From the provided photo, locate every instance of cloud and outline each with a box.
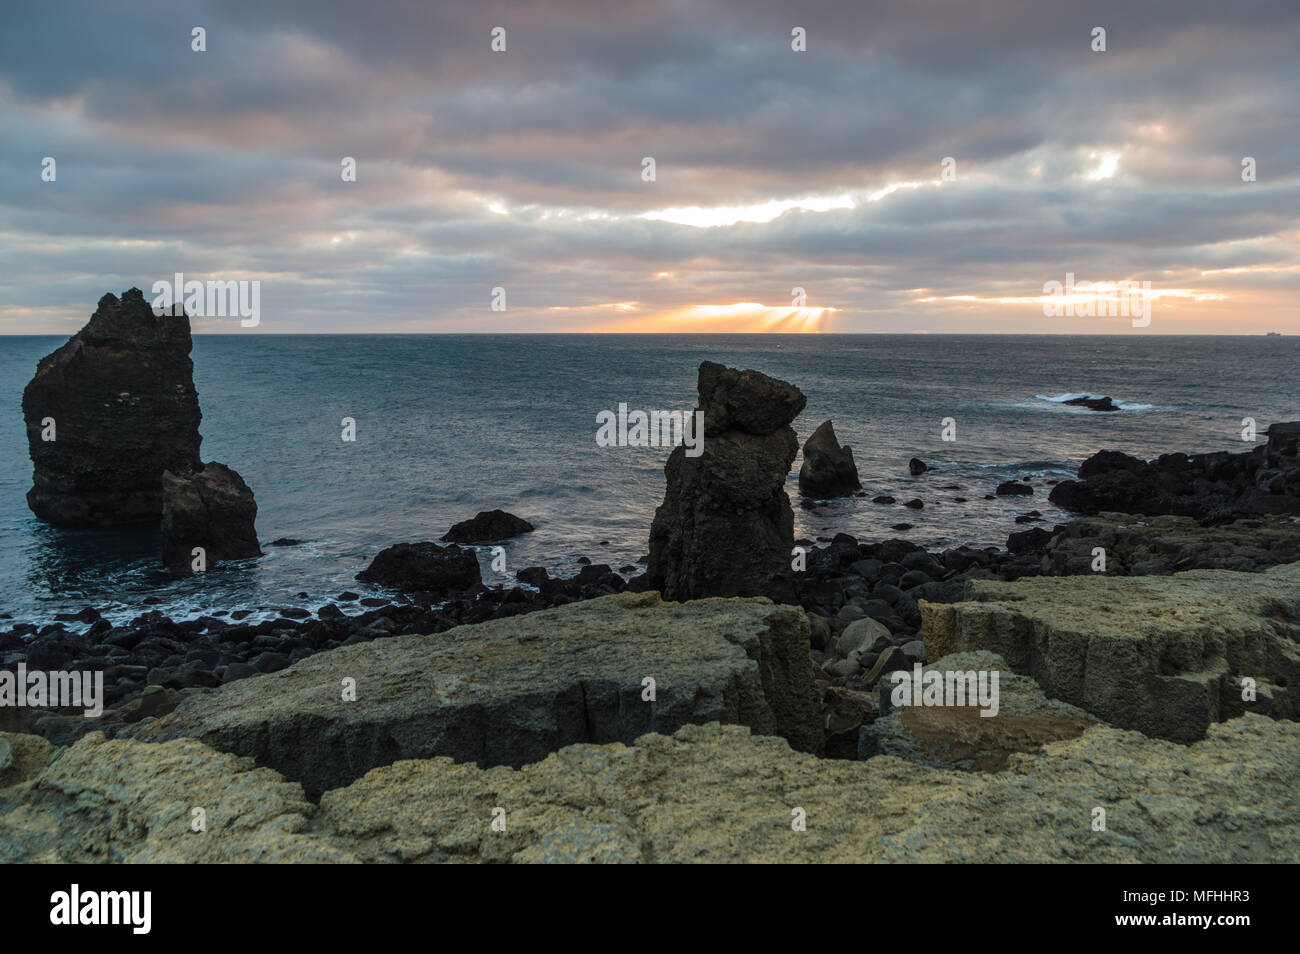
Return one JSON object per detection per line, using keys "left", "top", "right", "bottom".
{"left": 0, "top": 0, "right": 1297, "bottom": 333}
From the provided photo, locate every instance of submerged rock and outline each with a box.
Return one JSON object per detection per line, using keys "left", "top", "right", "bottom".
{"left": 441, "top": 509, "right": 534, "bottom": 543}
{"left": 21, "top": 289, "right": 203, "bottom": 527}
{"left": 798, "top": 420, "right": 861, "bottom": 498}
{"left": 161, "top": 463, "right": 261, "bottom": 573}
{"left": 1062, "top": 395, "right": 1119, "bottom": 412}
{"left": 645, "top": 362, "right": 806, "bottom": 603}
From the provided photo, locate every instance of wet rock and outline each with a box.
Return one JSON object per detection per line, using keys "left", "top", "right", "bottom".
{"left": 908, "top": 458, "right": 929, "bottom": 475}
{"left": 160, "top": 463, "right": 261, "bottom": 573}
{"left": 356, "top": 542, "right": 482, "bottom": 596}
{"left": 441, "top": 510, "right": 535, "bottom": 544}
{"left": 798, "top": 420, "right": 861, "bottom": 498}
{"left": 995, "top": 481, "right": 1033, "bottom": 496}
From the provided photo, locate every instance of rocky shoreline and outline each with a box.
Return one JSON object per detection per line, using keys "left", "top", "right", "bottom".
{"left": 5, "top": 315, "right": 1300, "bottom": 862}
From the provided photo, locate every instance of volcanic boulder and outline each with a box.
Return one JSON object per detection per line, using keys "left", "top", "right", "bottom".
{"left": 356, "top": 542, "right": 482, "bottom": 596}
{"left": 21, "top": 289, "right": 203, "bottom": 526}
{"left": 160, "top": 463, "right": 262, "bottom": 573}
{"left": 441, "top": 509, "right": 534, "bottom": 543}
{"left": 645, "top": 361, "right": 806, "bottom": 603}
{"left": 798, "top": 420, "right": 862, "bottom": 498}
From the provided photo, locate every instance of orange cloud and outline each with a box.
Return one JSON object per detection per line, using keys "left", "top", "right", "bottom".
{"left": 575, "top": 301, "right": 835, "bottom": 333}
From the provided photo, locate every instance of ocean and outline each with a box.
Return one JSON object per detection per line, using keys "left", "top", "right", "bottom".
{"left": 2, "top": 333, "right": 1297, "bottom": 625}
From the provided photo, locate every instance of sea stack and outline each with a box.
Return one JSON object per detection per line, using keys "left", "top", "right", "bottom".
{"left": 22, "top": 289, "right": 203, "bottom": 526}
{"left": 798, "top": 420, "right": 861, "bottom": 498}
{"left": 645, "top": 361, "right": 806, "bottom": 603}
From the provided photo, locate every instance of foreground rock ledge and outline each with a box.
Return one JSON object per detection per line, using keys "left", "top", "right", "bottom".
{"left": 3, "top": 716, "right": 1297, "bottom": 862}
{"left": 921, "top": 561, "right": 1300, "bottom": 743}
{"left": 123, "top": 592, "right": 823, "bottom": 797}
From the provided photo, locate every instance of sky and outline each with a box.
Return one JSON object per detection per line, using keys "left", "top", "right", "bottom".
{"left": 2, "top": 0, "right": 1298, "bottom": 334}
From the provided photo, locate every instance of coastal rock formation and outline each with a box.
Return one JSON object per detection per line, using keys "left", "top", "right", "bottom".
{"left": 798, "top": 420, "right": 861, "bottom": 498}
{"left": 920, "top": 561, "right": 1300, "bottom": 743}
{"left": 1062, "top": 395, "right": 1119, "bottom": 412}
{"left": 995, "top": 480, "right": 1033, "bottom": 496}
{"left": 123, "top": 592, "right": 824, "bottom": 797}
{"left": 441, "top": 509, "right": 534, "bottom": 543}
{"left": 0, "top": 731, "right": 349, "bottom": 863}
{"left": 7, "top": 715, "right": 1298, "bottom": 862}
{"left": 356, "top": 541, "right": 482, "bottom": 596}
{"left": 21, "top": 289, "right": 203, "bottom": 527}
{"left": 859, "top": 651, "right": 1100, "bottom": 770}
{"left": 160, "top": 463, "right": 261, "bottom": 573}
{"left": 908, "top": 457, "right": 929, "bottom": 475}
{"left": 644, "top": 362, "right": 806, "bottom": 603}
{"left": 1045, "top": 512, "right": 1300, "bottom": 576}
{"left": 1049, "top": 422, "right": 1300, "bottom": 521}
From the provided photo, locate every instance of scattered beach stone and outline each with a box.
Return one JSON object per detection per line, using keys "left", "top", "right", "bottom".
{"left": 872, "top": 495, "right": 895, "bottom": 504}
{"left": 1006, "top": 526, "right": 1055, "bottom": 554}
{"left": 908, "top": 458, "right": 929, "bottom": 475}
{"left": 798, "top": 420, "right": 862, "bottom": 498}
{"left": 890, "top": 523, "right": 913, "bottom": 531}
{"left": 903, "top": 498, "right": 924, "bottom": 509}
{"left": 440, "top": 509, "right": 534, "bottom": 544}
{"left": 336, "top": 591, "right": 359, "bottom": 602}
{"left": 995, "top": 481, "right": 1033, "bottom": 496}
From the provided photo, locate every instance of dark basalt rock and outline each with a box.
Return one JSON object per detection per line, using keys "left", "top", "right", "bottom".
{"left": 22, "top": 289, "right": 203, "bottom": 527}
{"left": 356, "top": 542, "right": 483, "bottom": 596}
{"left": 798, "top": 420, "right": 861, "bottom": 498}
{"left": 645, "top": 361, "right": 806, "bottom": 603}
{"left": 1062, "top": 395, "right": 1120, "bottom": 412}
{"left": 1049, "top": 423, "right": 1300, "bottom": 522}
{"left": 996, "top": 481, "right": 1034, "bottom": 496}
{"left": 160, "top": 463, "right": 261, "bottom": 573}
{"left": 441, "top": 509, "right": 534, "bottom": 543}
{"left": 695, "top": 360, "right": 807, "bottom": 436}
{"left": 908, "top": 458, "right": 929, "bottom": 475}
{"left": 1006, "top": 526, "right": 1055, "bottom": 554}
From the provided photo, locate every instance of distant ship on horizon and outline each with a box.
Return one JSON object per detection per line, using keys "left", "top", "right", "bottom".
{"left": 1266, "top": 331, "right": 1282, "bottom": 336}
